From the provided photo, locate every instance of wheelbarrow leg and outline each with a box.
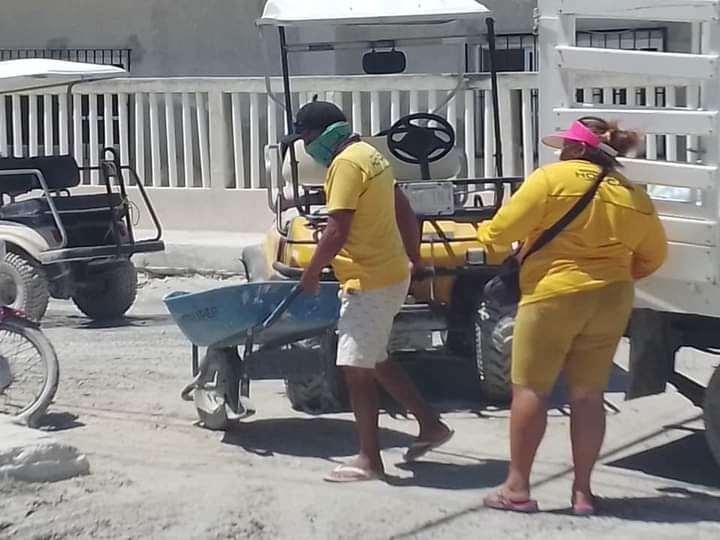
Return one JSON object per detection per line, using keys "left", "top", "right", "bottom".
{"left": 192, "top": 345, "right": 199, "bottom": 377}
{"left": 238, "top": 345, "right": 251, "bottom": 398}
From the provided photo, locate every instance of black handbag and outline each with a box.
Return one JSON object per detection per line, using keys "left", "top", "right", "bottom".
{"left": 483, "top": 168, "right": 609, "bottom": 307}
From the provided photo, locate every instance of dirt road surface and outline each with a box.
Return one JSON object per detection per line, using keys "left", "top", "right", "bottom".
{"left": 2, "top": 275, "right": 719, "bottom": 539}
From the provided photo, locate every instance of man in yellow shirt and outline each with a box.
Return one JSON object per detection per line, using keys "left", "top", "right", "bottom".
{"left": 290, "top": 100, "right": 452, "bottom": 482}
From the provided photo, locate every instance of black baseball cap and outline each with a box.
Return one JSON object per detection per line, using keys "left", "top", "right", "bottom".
{"left": 282, "top": 98, "right": 347, "bottom": 144}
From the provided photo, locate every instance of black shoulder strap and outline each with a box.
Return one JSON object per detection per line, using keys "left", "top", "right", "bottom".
{"left": 523, "top": 167, "right": 609, "bottom": 261}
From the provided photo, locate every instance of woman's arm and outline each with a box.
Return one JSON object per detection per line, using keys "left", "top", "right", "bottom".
{"left": 476, "top": 168, "right": 549, "bottom": 248}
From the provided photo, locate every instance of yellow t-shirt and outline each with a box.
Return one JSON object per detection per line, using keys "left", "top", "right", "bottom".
{"left": 477, "top": 160, "right": 668, "bottom": 306}
{"left": 325, "top": 141, "right": 410, "bottom": 292}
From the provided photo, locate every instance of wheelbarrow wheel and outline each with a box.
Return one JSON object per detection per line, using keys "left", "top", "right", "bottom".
{"left": 285, "top": 333, "right": 348, "bottom": 415}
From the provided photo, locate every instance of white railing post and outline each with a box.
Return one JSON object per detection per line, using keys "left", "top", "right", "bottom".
{"left": 538, "top": 2, "right": 576, "bottom": 166}
{"left": 43, "top": 95, "right": 53, "bottom": 155}
{"left": 208, "top": 89, "right": 232, "bottom": 190}
{"left": 11, "top": 95, "right": 22, "bottom": 157}
{"left": 0, "top": 96, "right": 7, "bottom": 156}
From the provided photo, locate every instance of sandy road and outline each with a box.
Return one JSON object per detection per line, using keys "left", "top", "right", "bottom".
{"left": 1, "top": 275, "right": 719, "bottom": 539}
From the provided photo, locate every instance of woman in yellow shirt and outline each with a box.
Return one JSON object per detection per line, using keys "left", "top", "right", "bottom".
{"left": 479, "top": 117, "right": 667, "bottom": 514}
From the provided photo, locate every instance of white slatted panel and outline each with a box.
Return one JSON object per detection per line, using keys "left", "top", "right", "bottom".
{"left": 88, "top": 94, "right": 99, "bottom": 184}
{"left": 370, "top": 91, "right": 381, "bottom": 135}
{"left": 165, "top": 93, "right": 178, "bottom": 187}
{"left": 483, "top": 91, "right": 495, "bottom": 178}
{"left": 521, "top": 89, "right": 534, "bottom": 177}
{"left": 0, "top": 97, "right": 7, "bottom": 156}
{"left": 181, "top": 93, "right": 195, "bottom": 188}
{"left": 104, "top": 93, "right": 114, "bottom": 160}
{"left": 12, "top": 95, "right": 22, "bottom": 158}
{"left": 28, "top": 95, "right": 38, "bottom": 157}
{"left": 43, "top": 95, "right": 53, "bottom": 156}
{"left": 72, "top": 94, "right": 83, "bottom": 168}
{"left": 249, "top": 93, "right": 261, "bottom": 188}
{"left": 118, "top": 93, "right": 130, "bottom": 182}
{"left": 464, "top": 90, "right": 476, "bottom": 179}
{"left": 134, "top": 93, "right": 146, "bottom": 185}
{"left": 149, "top": 93, "right": 161, "bottom": 187}
{"left": 195, "top": 92, "right": 210, "bottom": 188}
{"left": 231, "top": 93, "right": 245, "bottom": 189}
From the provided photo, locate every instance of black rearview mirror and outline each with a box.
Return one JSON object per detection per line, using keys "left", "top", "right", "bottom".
{"left": 362, "top": 50, "right": 407, "bottom": 75}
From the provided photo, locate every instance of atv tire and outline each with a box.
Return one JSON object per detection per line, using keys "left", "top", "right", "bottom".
{"left": 0, "top": 252, "right": 50, "bottom": 321}
{"left": 72, "top": 260, "right": 138, "bottom": 320}
{"left": 285, "top": 333, "right": 349, "bottom": 415}
{"left": 475, "top": 302, "right": 514, "bottom": 404}
{"left": 704, "top": 365, "right": 720, "bottom": 468}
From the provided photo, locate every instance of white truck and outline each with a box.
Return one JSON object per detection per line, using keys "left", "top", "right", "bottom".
{"left": 537, "top": 0, "right": 720, "bottom": 466}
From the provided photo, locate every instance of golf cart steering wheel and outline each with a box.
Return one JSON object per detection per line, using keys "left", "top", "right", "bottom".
{"left": 386, "top": 113, "right": 456, "bottom": 181}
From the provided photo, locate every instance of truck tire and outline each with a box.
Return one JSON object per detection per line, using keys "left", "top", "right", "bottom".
{"left": 475, "top": 303, "right": 514, "bottom": 404}
{"left": 0, "top": 252, "right": 50, "bottom": 321}
{"left": 703, "top": 366, "right": 720, "bottom": 467}
{"left": 72, "top": 260, "right": 138, "bottom": 320}
{"left": 285, "top": 333, "right": 349, "bottom": 414}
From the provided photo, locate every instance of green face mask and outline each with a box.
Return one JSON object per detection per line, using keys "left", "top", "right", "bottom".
{"left": 305, "top": 121, "right": 353, "bottom": 167}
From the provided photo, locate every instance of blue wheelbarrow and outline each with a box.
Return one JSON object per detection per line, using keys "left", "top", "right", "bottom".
{"left": 164, "top": 281, "right": 341, "bottom": 429}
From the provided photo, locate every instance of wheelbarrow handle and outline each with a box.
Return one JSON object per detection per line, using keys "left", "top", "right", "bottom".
{"left": 257, "top": 283, "right": 304, "bottom": 331}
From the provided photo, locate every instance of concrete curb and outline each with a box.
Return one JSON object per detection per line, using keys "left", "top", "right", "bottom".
{"left": 0, "top": 417, "right": 90, "bottom": 483}
{"left": 132, "top": 230, "right": 264, "bottom": 275}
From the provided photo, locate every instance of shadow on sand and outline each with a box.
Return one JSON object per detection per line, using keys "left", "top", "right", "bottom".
{"left": 221, "top": 417, "right": 414, "bottom": 459}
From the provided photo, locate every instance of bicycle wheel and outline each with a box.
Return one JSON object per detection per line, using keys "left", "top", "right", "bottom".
{"left": 0, "top": 317, "right": 59, "bottom": 426}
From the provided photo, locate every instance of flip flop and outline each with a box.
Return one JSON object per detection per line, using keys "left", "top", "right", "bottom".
{"left": 403, "top": 429, "right": 455, "bottom": 462}
{"left": 572, "top": 494, "right": 596, "bottom": 516}
{"left": 483, "top": 491, "right": 539, "bottom": 513}
{"left": 323, "top": 464, "right": 385, "bottom": 483}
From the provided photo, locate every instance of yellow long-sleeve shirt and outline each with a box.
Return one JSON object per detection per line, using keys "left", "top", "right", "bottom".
{"left": 477, "top": 160, "right": 668, "bottom": 306}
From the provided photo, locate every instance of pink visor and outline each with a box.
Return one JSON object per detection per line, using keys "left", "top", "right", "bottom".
{"left": 542, "top": 120, "right": 618, "bottom": 157}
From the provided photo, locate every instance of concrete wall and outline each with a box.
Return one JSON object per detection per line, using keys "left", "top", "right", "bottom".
{"left": 0, "top": 0, "right": 273, "bottom": 76}
{"left": 0, "top": 0, "right": 691, "bottom": 78}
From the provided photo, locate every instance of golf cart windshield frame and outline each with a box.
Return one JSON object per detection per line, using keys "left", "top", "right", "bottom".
{"left": 257, "top": 12, "right": 504, "bottom": 219}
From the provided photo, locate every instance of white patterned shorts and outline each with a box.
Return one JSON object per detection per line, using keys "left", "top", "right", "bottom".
{"left": 336, "top": 276, "right": 411, "bottom": 369}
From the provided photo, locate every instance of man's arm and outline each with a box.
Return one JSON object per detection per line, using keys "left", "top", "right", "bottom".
{"left": 394, "top": 186, "right": 421, "bottom": 265}
{"left": 304, "top": 210, "right": 354, "bottom": 277}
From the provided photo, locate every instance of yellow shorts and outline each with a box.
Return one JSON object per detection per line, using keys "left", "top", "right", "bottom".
{"left": 511, "top": 281, "right": 634, "bottom": 394}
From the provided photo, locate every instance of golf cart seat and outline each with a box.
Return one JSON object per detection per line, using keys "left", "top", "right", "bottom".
{"left": 280, "top": 136, "right": 466, "bottom": 199}
{"left": 362, "top": 135, "right": 466, "bottom": 182}
{"left": 0, "top": 155, "right": 124, "bottom": 220}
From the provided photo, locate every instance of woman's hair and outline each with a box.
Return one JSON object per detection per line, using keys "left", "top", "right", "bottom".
{"left": 574, "top": 116, "right": 642, "bottom": 169}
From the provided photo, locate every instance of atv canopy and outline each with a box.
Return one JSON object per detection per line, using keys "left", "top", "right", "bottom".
{"left": 0, "top": 59, "right": 125, "bottom": 94}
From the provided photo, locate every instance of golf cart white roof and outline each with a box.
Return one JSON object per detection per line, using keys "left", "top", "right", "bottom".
{"left": 0, "top": 59, "right": 125, "bottom": 93}
{"left": 258, "top": 0, "right": 491, "bottom": 27}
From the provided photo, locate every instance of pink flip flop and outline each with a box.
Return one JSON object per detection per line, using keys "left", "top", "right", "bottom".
{"left": 323, "top": 464, "right": 385, "bottom": 483}
{"left": 403, "top": 429, "right": 455, "bottom": 462}
{"left": 572, "top": 494, "right": 596, "bottom": 516}
{"left": 483, "top": 491, "right": 540, "bottom": 513}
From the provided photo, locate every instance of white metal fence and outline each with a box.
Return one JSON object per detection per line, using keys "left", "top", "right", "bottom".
{"left": 0, "top": 73, "right": 701, "bottom": 196}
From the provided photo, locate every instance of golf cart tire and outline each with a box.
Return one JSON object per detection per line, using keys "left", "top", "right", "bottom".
{"left": 704, "top": 365, "right": 720, "bottom": 467}
{"left": 285, "top": 333, "right": 348, "bottom": 415}
{"left": 475, "top": 303, "right": 513, "bottom": 404}
{"left": 0, "top": 252, "right": 50, "bottom": 322}
{"left": 72, "top": 259, "right": 138, "bottom": 320}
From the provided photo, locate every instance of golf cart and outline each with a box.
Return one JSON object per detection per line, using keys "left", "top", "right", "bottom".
{"left": 0, "top": 59, "right": 164, "bottom": 321}
{"left": 244, "top": 0, "right": 522, "bottom": 413}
